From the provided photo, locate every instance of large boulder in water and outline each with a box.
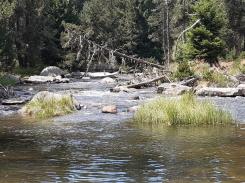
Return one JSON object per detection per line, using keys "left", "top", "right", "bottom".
{"left": 40, "top": 66, "right": 66, "bottom": 77}
{"left": 20, "top": 91, "right": 81, "bottom": 118}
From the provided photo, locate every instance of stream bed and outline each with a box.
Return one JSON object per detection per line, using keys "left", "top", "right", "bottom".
{"left": 0, "top": 79, "right": 244, "bottom": 182}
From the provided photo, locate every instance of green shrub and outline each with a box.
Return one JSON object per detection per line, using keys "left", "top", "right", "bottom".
{"left": 174, "top": 61, "right": 194, "bottom": 81}
{"left": 202, "top": 68, "right": 230, "bottom": 87}
{"left": 13, "top": 65, "right": 45, "bottom": 76}
{"left": 0, "top": 74, "right": 18, "bottom": 86}
{"left": 181, "top": 0, "right": 227, "bottom": 65}
{"left": 225, "top": 48, "right": 237, "bottom": 61}
{"left": 134, "top": 93, "right": 233, "bottom": 126}
{"left": 238, "top": 51, "right": 245, "bottom": 60}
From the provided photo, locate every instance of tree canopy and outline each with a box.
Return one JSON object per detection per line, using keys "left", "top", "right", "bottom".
{"left": 0, "top": 0, "right": 244, "bottom": 71}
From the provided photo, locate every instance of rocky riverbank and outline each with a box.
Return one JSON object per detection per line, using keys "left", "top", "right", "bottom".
{"left": 0, "top": 66, "right": 245, "bottom": 123}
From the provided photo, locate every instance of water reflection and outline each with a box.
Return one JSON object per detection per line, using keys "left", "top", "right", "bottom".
{"left": 0, "top": 118, "right": 244, "bottom": 182}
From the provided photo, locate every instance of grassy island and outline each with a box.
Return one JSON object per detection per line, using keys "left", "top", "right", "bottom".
{"left": 134, "top": 93, "right": 233, "bottom": 126}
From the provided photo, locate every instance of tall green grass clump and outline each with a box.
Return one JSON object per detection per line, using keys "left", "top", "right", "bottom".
{"left": 24, "top": 96, "right": 75, "bottom": 119}
{"left": 134, "top": 93, "right": 233, "bottom": 126}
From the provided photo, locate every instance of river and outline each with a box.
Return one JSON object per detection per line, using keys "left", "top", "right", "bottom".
{"left": 0, "top": 79, "right": 244, "bottom": 182}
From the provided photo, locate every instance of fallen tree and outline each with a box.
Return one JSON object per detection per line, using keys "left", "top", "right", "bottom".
{"left": 63, "top": 27, "right": 170, "bottom": 73}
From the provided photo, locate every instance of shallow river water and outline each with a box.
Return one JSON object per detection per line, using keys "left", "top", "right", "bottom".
{"left": 0, "top": 118, "right": 244, "bottom": 182}
{"left": 0, "top": 80, "right": 244, "bottom": 182}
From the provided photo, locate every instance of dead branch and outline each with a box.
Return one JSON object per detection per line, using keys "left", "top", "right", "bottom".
{"left": 173, "top": 19, "right": 201, "bottom": 59}
{"left": 125, "top": 75, "right": 169, "bottom": 89}
{"left": 84, "top": 44, "right": 98, "bottom": 77}
{"left": 64, "top": 29, "right": 170, "bottom": 71}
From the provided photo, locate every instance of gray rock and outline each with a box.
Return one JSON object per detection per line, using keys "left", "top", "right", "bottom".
{"left": 82, "top": 77, "right": 91, "bottom": 81}
{"left": 1, "top": 98, "right": 27, "bottom": 105}
{"left": 131, "top": 96, "right": 140, "bottom": 100}
{"left": 196, "top": 87, "right": 245, "bottom": 97}
{"left": 40, "top": 66, "right": 66, "bottom": 77}
{"left": 128, "top": 106, "right": 140, "bottom": 113}
{"left": 110, "top": 86, "right": 136, "bottom": 93}
{"left": 87, "top": 72, "right": 118, "bottom": 79}
{"left": 236, "top": 74, "right": 245, "bottom": 82}
{"left": 237, "top": 84, "right": 245, "bottom": 89}
{"left": 24, "top": 75, "right": 69, "bottom": 84}
{"left": 102, "top": 105, "right": 117, "bottom": 114}
{"left": 71, "top": 72, "right": 84, "bottom": 78}
{"left": 100, "top": 77, "right": 116, "bottom": 84}
{"left": 157, "top": 83, "right": 192, "bottom": 95}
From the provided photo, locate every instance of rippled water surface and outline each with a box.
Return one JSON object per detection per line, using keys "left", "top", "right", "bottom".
{"left": 0, "top": 117, "right": 244, "bottom": 183}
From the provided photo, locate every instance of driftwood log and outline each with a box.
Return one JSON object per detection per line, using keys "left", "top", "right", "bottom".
{"left": 125, "top": 75, "right": 169, "bottom": 89}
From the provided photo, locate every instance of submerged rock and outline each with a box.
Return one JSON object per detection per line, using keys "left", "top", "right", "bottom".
{"left": 196, "top": 87, "right": 245, "bottom": 97}
{"left": 102, "top": 105, "right": 117, "bottom": 114}
{"left": 40, "top": 66, "right": 66, "bottom": 77}
{"left": 157, "top": 83, "right": 192, "bottom": 95}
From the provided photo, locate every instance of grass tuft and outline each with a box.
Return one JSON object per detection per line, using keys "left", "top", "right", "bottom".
{"left": 134, "top": 93, "right": 233, "bottom": 126}
{"left": 24, "top": 95, "right": 75, "bottom": 119}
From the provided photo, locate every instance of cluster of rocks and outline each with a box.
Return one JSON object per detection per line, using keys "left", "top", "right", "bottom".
{"left": 196, "top": 84, "right": 245, "bottom": 97}
{"left": 22, "top": 66, "right": 120, "bottom": 84}
{"left": 23, "top": 66, "right": 70, "bottom": 84}
{"left": 157, "top": 75, "right": 245, "bottom": 97}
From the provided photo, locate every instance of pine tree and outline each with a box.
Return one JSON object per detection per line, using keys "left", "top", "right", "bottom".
{"left": 181, "top": 0, "right": 228, "bottom": 64}
{"left": 0, "top": 1, "right": 16, "bottom": 71}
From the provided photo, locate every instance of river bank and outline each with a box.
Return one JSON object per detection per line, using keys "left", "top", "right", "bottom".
{"left": 0, "top": 74, "right": 244, "bottom": 123}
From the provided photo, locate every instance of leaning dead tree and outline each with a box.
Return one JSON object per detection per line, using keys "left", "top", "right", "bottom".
{"left": 173, "top": 19, "right": 201, "bottom": 60}
{"left": 63, "top": 27, "right": 170, "bottom": 76}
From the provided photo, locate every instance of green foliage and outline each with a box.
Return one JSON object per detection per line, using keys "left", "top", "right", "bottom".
{"left": 25, "top": 96, "right": 75, "bottom": 119}
{"left": 0, "top": 0, "right": 243, "bottom": 72}
{"left": 13, "top": 65, "right": 44, "bottom": 76}
{"left": 202, "top": 68, "right": 230, "bottom": 87}
{"left": 225, "top": 48, "right": 237, "bottom": 61}
{"left": 174, "top": 61, "right": 194, "bottom": 81}
{"left": 0, "top": 74, "right": 18, "bottom": 86}
{"left": 134, "top": 93, "right": 233, "bottom": 126}
{"left": 182, "top": 0, "right": 228, "bottom": 64}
